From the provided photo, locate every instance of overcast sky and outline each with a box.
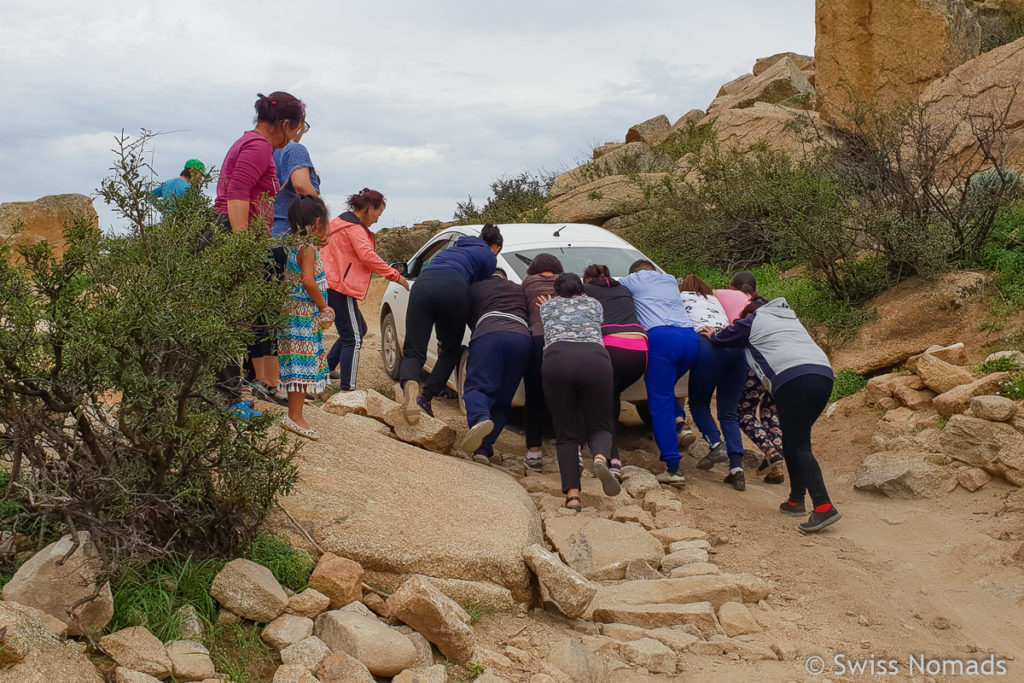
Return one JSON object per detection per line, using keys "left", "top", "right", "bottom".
{"left": 1, "top": 1, "right": 814, "bottom": 232}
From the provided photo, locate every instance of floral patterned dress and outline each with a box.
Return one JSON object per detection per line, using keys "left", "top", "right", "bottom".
{"left": 278, "top": 246, "right": 329, "bottom": 393}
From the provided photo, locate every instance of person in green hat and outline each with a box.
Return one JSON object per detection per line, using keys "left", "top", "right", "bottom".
{"left": 152, "top": 158, "right": 208, "bottom": 204}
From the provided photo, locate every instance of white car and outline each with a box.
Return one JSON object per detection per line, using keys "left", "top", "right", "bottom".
{"left": 378, "top": 222, "right": 687, "bottom": 417}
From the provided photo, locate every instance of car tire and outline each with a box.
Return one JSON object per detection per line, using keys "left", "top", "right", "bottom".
{"left": 381, "top": 310, "right": 402, "bottom": 380}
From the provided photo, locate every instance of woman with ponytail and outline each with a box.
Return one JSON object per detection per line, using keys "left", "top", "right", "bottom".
{"left": 212, "top": 91, "right": 306, "bottom": 418}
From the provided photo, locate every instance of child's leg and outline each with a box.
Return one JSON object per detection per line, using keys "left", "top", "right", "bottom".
{"left": 288, "top": 390, "right": 307, "bottom": 426}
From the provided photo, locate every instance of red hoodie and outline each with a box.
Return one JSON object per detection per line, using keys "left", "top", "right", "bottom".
{"left": 321, "top": 211, "right": 402, "bottom": 299}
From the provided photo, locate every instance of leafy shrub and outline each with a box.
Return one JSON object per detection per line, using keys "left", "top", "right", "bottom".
{"left": 831, "top": 370, "right": 868, "bottom": 401}
{"left": 454, "top": 172, "right": 552, "bottom": 224}
{"left": 375, "top": 225, "right": 439, "bottom": 265}
{"left": 982, "top": 2, "right": 1024, "bottom": 52}
{"left": 0, "top": 132, "right": 298, "bottom": 570}
{"left": 245, "top": 533, "right": 315, "bottom": 591}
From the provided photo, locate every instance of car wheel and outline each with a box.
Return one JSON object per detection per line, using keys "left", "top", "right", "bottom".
{"left": 381, "top": 311, "right": 402, "bottom": 380}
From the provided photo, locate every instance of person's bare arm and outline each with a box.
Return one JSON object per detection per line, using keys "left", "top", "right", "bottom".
{"left": 289, "top": 167, "right": 317, "bottom": 196}
{"left": 226, "top": 200, "right": 250, "bottom": 232}
{"left": 299, "top": 246, "right": 330, "bottom": 312}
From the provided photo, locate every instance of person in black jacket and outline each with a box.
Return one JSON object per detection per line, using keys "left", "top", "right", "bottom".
{"left": 400, "top": 224, "right": 503, "bottom": 424}
{"left": 583, "top": 264, "right": 648, "bottom": 481}
{"left": 461, "top": 269, "right": 533, "bottom": 463}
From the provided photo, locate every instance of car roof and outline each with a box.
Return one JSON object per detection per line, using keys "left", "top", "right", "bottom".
{"left": 445, "top": 223, "right": 638, "bottom": 250}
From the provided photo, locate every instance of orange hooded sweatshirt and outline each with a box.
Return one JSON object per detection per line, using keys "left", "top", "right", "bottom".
{"left": 321, "top": 211, "right": 402, "bottom": 300}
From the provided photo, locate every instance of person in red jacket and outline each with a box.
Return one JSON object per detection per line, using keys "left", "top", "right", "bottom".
{"left": 320, "top": 189, "right": 409, "bottom": 390}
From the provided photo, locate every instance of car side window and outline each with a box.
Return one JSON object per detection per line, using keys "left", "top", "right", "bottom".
{"left": 407, "top": 232, "right": 456, "bottom": 278}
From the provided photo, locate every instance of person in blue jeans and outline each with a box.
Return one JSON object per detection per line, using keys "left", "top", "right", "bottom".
{"left": 619, "top": 260, "right": 698, "bottom": 485}
{"left": 461, "top": 269, "right": 532, "bottom": 463}
{"left": 679, "top": 275, "right": 748, "bottom": 490}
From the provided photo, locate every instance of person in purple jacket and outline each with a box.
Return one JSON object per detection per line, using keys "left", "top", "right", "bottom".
{"left": 400, "top": 224, "right": 503, "bottom": 423}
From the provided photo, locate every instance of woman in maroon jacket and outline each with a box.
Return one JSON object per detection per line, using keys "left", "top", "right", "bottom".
{"left": 520, "top": 253, "right": 564, "bottom": 471}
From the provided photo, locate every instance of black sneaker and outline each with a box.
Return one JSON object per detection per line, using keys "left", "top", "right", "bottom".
{"left": 724, "top": 470, "right": 746, "bottom": 491}
{"left": 250, "top": 380, "right": 287, "bottom": 406}
{"left": 799, "top": 506, "right": 842, "bottom": 533}
{"left": 697, "top": 442, "right": 728, "bottom": 470}
{"left": 524, "top": 451, "right": 544, "bottom": 471}
{"left": 779, "top": 500, "right": 806, "bottom": 516}
{"left": 416, "top": 395, "right": 434, "bottom": 418}
{"left": 759, "top": 453, "right": 785, "bottom": 485}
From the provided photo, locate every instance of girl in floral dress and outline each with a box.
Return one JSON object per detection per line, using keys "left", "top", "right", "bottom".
{"left": 278, "top": 195, "right": 333, "bottom": 440}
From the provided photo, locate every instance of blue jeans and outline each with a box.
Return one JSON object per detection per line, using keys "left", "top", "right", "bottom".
{"left": 327, "top": 289, "right": 367, "bottom": 391}
{"left": 688, "top": 336, "right": 747, "bottom": 469}
{"left": 464, "top": 332, "right": 532, "bottom": 457}
{"left": 645, "top": 326, "right": 699, "bottom": 471}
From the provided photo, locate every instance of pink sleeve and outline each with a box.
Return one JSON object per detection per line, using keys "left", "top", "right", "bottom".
{"left": 351, "top": 228, "right": 400, "bottom": 281}
{"left": 225, "top": 138, "right": 272, "bottom": 202}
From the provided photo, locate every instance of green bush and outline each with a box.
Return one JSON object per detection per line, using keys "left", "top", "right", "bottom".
{"left": 0, "top": 132, "right": 298, "bottom": 569}
{"left": 831, "top": 370, "right": 868, "bottom": 401}
{"left": 454, "top": 172, "right": 551, "bottom": 224}
{"left": 997, "top": 372, "right": 1024, "bottom": 400}
{"left": 245, "top": 533, "right": 315, "bottom": 592}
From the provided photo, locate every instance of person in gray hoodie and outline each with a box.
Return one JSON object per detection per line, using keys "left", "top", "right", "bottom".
{"left": 701, "top": 297, "right": 841, "bottom": 533}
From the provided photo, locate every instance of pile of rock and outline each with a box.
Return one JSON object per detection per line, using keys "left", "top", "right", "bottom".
{"left": 324, "top": 388, "right": 455, "bottom": 453}
{"left": 853, "top": 343, "right": 1024, "bottom": 497}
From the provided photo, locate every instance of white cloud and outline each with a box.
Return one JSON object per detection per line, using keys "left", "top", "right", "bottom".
{"left": 0, "top": 0, "right": 815, "bottom": 231}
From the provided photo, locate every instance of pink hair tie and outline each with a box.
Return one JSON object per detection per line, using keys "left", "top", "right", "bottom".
{"left": 271, "top": 100, "right": 278, "bottom": 105}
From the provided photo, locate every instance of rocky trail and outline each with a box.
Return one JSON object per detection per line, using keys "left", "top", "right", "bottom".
{"left": 287, "top": 279, "right": 1024, "bottom": 681}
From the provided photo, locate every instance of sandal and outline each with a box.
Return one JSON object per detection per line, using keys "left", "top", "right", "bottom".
{"left": 593, "top": 455, "right": 622, "bottom": 497}
{"left": 280, "top": 416, "right": 319, "bottom": 441}
{"left": 564, "top": 495, "right": 581, "bottom": 512}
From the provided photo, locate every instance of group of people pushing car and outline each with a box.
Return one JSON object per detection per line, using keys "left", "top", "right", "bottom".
{"left": 164, "top": 91, "right": 840, "bottom": 535}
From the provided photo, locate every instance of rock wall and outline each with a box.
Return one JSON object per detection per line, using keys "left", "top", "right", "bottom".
{"left": 0, "top": 194, "right": 98, "bottom": 261}
{"left": 815, "top": 0, "right": 981, "bottom": 124}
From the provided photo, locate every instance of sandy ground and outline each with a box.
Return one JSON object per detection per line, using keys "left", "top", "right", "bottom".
{"left": 343, "top": 278, "right": 1024, "bottom": 681}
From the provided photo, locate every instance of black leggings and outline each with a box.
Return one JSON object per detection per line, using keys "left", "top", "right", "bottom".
{"left": 542, "top": 342, "right": 614, "bottom": 493}
{"left": 399, "top": 270, "right": 470, "bottom": 401}
{"left": 607, "top": 344, "right": 647, "bottom": 459}
{"left": 523, "top": 335, "right": 547, "bottom": 449}
{"left": 773, "top": 374, "right": 834, "bottom": 508}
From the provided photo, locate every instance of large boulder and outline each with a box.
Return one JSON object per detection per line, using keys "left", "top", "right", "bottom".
{"left": 0, "top": 601, "right": 103, "bottom": 682}
{"left": 0, "top": 194, "right": 98, "bottom": 263}
{"left": 916, "top": 353, "right": 976, "bottom": 394}
{"left": 2, "top": 531, "right": 113, "bottom": 635}
{"left": 543, "top": 516, "right": 664, "bottom": 581}
{"left": 815, "top": 0, "right": 981, "bottom": 125}
{"left": 545, "top": 638, "right": 609, "bottom": 683}
{"left": 940, "top": 415, "right": 1024, "bottom": 485}
{"left": 832, "top": 271, "right": 991, "bottom": 374}
{"left": 308, "top": 553, "right": 364, "bottom": 609}
{"left": 544, "top": 173, "right": 669, "bottom": 224}
{"left": 753, "top": 52, "right": 815, "bottom": 76}
{"left": 269, "top": 404, "right": 542, "bottom": 602}
{"left": 918, "top": 37, "right": 1024, "bottom": 172}
{"left": 590, "top": 575, "right": 743, "bottom": 612}
{"left": 700, "top": 103, "right": 825, "bottom": 159}
{"left": 625, "top": 115, "right": 672, "bottom": 146}
{"left": 707, "top": 57, "right": 815, "bottom": 113}
{"left": 969, "top": 395, "right": 1018, "bottom": 422}
{"left": 590, "top": 601, "right": 721, "bottom": 635}
{"left": 854, "top": 452, "right": 958, "bottom": 498}
{"left": 550, "top": 142, "right": 664, "bottom": 198}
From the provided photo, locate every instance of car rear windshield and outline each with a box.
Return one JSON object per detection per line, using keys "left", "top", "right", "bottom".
{"left": 506, "top": 246, "right": 648, "bottom": 279}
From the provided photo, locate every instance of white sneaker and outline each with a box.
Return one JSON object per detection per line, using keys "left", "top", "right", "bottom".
{"left": 402, "top": 381, "right": 421, "bottom": 425}
{"left": 656, "top": 470, "right": 686, "bottom": 486}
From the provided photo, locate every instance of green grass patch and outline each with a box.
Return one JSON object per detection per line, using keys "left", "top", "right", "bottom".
{"left": 108, "top": 556, "right": 224, "bottom": 641}
{"left": 997, "top": 371, "right": 1024, "bottom": 400}
{"left": 831, "top": 370, "right": 868, "bottom": 402}
{"left": 244, "top": 533, "right": 315, "bottom": 592}
{"left": 462, "top": 602, "right": 495, "bottom": 624}
{"left": 978, "top": 356, "right": 1019, "bottom": 374}
{"left": 207, "top": 622, "right": 276, "bottom": 682}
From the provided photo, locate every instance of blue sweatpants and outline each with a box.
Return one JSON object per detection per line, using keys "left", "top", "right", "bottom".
{"left": 645, "top": 326, "right": 699, "bottom": 471}
{"left": 688, "top": 336, "right": 747, "bottom": 469}
{"left": 463, "top": 331, "right": 532, "bottom": 457}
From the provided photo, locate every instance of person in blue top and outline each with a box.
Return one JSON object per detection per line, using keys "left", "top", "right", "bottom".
{"left": 619, "top": 259, "right": 699, "bottom": 486}
{"left": 399, "top": 224, "right": 503, "bottom": 424}
{"left": 151, "top": 158, "right": 207, "bottom": 207}
{"left": 272, "top": 119, "right": 319, "bottom": 239}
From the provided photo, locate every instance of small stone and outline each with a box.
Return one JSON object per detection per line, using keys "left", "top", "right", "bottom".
{"left": 286, "top": 588, "right": 332, "bottom": 619}
{"left": 216, "top": 609, "right": 241, "bottom": 625}
{"left": 624, "top": 559, "right": 662, "bottom": 580}
{"left": 661, "top": 547, "right": 710, "bottom": 571}
{"left": 392, "top": 625, "right": 435, "bottom": 668}
{"left": 113, "top": 669, "right": 163, "bottom": 683}
{"left": 646, "top": 626, "right": 699, "bottom": 653}
{"left": 969, "top": 395, "right": 1018, "bottom": 422}
{"left": 262, "top": 614, "right": 314, "bottom": 650}
{"left": 392, "top": 664, "right": 448, "bottom": 683}
{"left": 957, "top": 467, "right": 992, "bottom": 492}
{"left": 931, "top": 616, "right": 952, "bottom": 630}
{"left": 385, "top": 575, "right": 476, "bottom": 664}
{"left": 858, "top": 614, "right": 870, "bottom": 626}
{"left": 165, "top": 640, "right": 216, "bottom": 681}
{"left": 667, "top": 540, "right": 711, "bottom": 552}
{"left": 174, "top": 604, "right": 206, "bottom": 640}
{"left": 210, "top": 558, "right": 288, "bottom": 622}
{"left": 600, "top": 622, "right": 647, "bottom": 641}
{"left": 279, "top": 635, "right": 332, "bottom": 670}
{"left": 308, "top": 553, "right": 364, "bottom": 609}
{"left": 618, "top": 637, "right": 677, "bottom": 674}
{"left": 669, "top": 562, "right": 720, "bottom": 578}
{"left": 718, "top": 602, "right": 761, "bottom": 636}
{"left": 316, "top": 652, "right": 375, "bottom": 682}
{"left": 545, "top": 638, "right": 609, "bottom": 682}
{"left": 772, "top": 641, "right": 798, "bottom": 661}
{"left": 611, "top": 505, "right": 656, "bottom": 530}
{"left": 314, "top": 609, "right": 417, "bottom": 677}
{"left": 272, "top": 664, "right": 318, "bottom": 683}
{"left": 99, "top": 627, "right": 173, "bottom": 679}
